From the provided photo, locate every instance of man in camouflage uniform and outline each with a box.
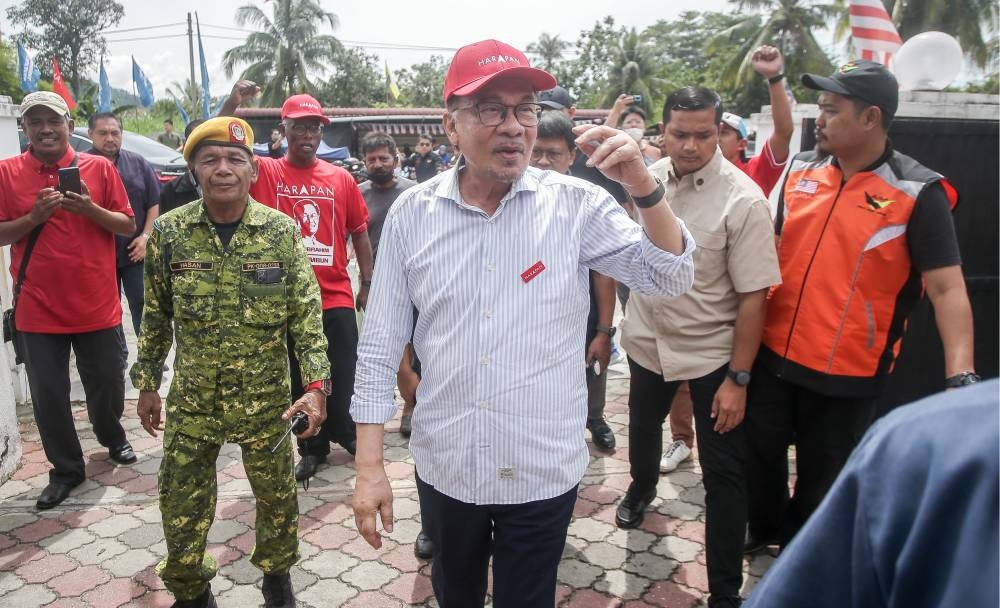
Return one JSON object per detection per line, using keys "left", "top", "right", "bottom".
{"left": 130, "top": 117, "right": 331, "bottom": 608}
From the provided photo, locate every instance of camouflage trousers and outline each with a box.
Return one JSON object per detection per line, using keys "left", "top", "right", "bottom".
{"left": 156, "top": 429, "right": 299, "bottom": 601}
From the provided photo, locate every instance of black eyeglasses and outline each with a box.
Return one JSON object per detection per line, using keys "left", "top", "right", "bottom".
{"left": 287, "top": 123, "right": 323, "bottom": 135}
{"left": 455, "top": 102, "right": 543, "bottom": 127}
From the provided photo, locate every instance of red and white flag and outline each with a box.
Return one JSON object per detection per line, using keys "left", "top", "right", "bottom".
{"left": 51, "top": 58, "right": 77, "bottom": 111}
{"left": 848, "top": 0, "right": 903, "bottom": 66}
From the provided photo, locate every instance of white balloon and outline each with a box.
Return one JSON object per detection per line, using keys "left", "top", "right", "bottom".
{"left": 893, "top": 31, "right": 964, "bottom": 91}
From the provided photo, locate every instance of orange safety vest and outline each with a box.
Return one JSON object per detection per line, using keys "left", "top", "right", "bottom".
{"left": 760, "top": 148, "right": 956, "bottom": 397}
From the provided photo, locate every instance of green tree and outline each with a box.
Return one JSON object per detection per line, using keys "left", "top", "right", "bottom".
{"left": 6, "top": 0, "right": 124, "bottom": 98}
{"left": 221, "top": 0, "right": 342, "bottom": 106}
{"left": 319, "top": 47, "right": 384, "bottom": 107}
{"left": 526, "top": 33, "right": 572, "bottom": 73}
{"left": 646, "top": 11, "right": 770, "bottom": 118}
{"left": 166, "top": 78, "right": 206, "bottom": 120}
{"left": 0, "top": 42, "right": 23, "bottom": 100}
{"left": 558, "top": 16, "right": 625, "bottom": 107}
{"left": 394, "top": 55, "right": 449, "bottom": 108}
{"left": 710, "top": 0, "right": 835, "bottom": 88}
{"left": 598, "top": 28, "right": 672, "bottom": 112}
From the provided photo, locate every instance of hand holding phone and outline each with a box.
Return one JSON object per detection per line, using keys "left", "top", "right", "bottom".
{"left": 58, "top": 167, "right": 81, "bottom": 195}
{"left": 589, "top": 358, "right": 602, "bottom": 376}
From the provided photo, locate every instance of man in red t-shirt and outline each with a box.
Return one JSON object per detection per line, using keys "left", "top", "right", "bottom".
{"left": 222, "top": 83, "right": 374, "bottom": 482}
{"left": 717, "top": 45, "right": 794, "bottom": 198}
{"left": 0, "top": 92, "right": 137, "bottom": 510}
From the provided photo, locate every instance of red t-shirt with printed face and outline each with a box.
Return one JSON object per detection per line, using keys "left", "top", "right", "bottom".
{"left": 0, "top": 148, "right": 133, "bottom": 333}
{"left": 736, "top": 138, "right": 787, "bottom": 197}
{"left": 251, "top": 157, "right": 369, "bottom": 310}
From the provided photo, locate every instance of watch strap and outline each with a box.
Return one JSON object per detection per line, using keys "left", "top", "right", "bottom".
{"left": 945, "top": 371, "right": 981, "bottom": 388}
{"left": 631, "top": 178, "right": 665, "bottom": 209}
{"left": 595, "top": 323, "right": 616, "bottom": 337}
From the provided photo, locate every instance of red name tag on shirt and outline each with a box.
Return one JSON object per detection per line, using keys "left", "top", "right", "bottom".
{"left": 521, "top": 261, "right": 545, "bottom": 283}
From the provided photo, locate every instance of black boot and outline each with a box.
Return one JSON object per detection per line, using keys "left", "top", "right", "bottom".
{"left": 171, "top": 586, "right": 217, "bottom": 608}
{"left": 262, "top": 572, "right": 296, "bottom": 607}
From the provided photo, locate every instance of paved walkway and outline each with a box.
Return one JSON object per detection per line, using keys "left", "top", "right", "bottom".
{"left": 0, "top": 371, "right": 777, "bottom": 608}
{"left": 0, "top": 301, "right": 778, "bottom": 606}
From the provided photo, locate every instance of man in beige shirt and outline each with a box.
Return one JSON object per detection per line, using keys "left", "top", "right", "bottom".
{"left": 616, "top": 86, "right": 780, "bottom": 608}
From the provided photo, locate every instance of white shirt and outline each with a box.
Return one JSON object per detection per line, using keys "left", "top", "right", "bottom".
{"left": 351, "top": 165, "right": 695, "bottom": 504}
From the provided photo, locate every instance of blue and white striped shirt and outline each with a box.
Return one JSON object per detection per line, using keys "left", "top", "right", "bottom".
{"left": 351, "top": 165, "right": 695, "bottom": 504}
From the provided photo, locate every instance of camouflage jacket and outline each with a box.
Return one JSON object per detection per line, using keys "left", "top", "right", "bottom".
{"left": 130, "top": 198, "right": 330, "bottom": 442}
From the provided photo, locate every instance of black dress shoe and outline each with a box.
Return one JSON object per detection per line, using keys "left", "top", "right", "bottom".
{"left": 261, "top": 572, "right": 295, "bottom": 607}
{"left": 109, "top": 444, "right": 138, "bottom": 465}
{"left": 294, "top": 454, "right": 326, "bottom": 482}
{"left": 743, "top": 533, "right": 778, "bottom": 554}
{"left": 615, "top": 486, "right": 656, "bottom": 529}
{"left": 171, "top": 586, "right": 217, "bottom": 608}
{"left": 414, "top": 530, "right": 435, "bottom": 560}
{"left": 338, "top": 439, "right": 357, "bottom": 456}
{"left": 587, "top": 418, "right": 616, "bottom": 451}
{"left": 36, "top": 481, "right": 81, "bottom": 510}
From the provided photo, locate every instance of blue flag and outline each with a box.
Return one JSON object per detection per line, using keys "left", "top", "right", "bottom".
{"left": 196, "top": 14, "right": 211, "bottom": 119}
{"left": 132, "top": 57, "right": 155, "bottom": 108}
{"left": 98, "top": 59, "right": 112, "bottom": 112}
{"left": 174, "top": 99, "right": 190, "bottom": 124}
{"left": 17, "top": 41, "right": 40, "bottom": 93}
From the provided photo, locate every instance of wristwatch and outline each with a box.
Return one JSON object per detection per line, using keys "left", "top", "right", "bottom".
{"left": 595, "top": 323, "right": 617, "bottom": 338}
{"left": 945, "top": 371, "right": 981, "bottom": 388}
{"left": 305, "top": 378, "right": 333, "bottom": 396}
{"left": 726, "top": 368, "right": 752, "bottom": 386}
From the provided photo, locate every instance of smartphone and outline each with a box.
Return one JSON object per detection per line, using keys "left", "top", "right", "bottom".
{"left": 589, "top": 359, "right": 602, "bottom": 376}
{"left": 632, "top": 94, "right": 642, "bottom": 104}
{"left": 58, "top": 167, "right": 81, "bottom": 195}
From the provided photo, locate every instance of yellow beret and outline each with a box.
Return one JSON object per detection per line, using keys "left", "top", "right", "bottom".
{"left": 183, "top": 116, "right": 255, "bottom": 162}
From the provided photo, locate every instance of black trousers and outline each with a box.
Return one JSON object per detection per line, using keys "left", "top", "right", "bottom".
{"left": 416, "top": 475, "right": 576, "bottom": 608}
{"left": 19, "top": 327, "right": 127, "bottom": 485}
{"left": 744, "top": 360, "right": 876, "bottom": 546}
{"left": 627, "top": 358, "right": 745, "bottom": 602}
{"left": 288, "top": 307, "right": 358, "bottom": 455}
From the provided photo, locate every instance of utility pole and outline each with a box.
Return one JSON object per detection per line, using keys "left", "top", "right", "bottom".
{"left": 187, "top": 13, "right": 196, "bottom": 99}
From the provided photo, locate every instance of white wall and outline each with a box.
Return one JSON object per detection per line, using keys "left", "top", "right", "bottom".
{"left": 0, "top": 95, "right": 23, "bottom": 485}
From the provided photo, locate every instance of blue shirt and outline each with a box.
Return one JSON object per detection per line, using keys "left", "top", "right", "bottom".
{"left": 87, "top": 147, "right": 160, "bottom": 267}
{"left": 351, "top": 165, "right": 695, "bottom": 504}
{"left": 744, "top": 380, "right": 999, "bottom": 608}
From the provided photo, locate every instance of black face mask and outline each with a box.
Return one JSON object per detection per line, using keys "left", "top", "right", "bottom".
{"left": 368, "top": 171, "right": 394, "bottom": 185}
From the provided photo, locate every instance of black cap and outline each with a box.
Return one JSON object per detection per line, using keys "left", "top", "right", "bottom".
{"left": 801, "top": 60, "right": 899, "bottom": 118}
{"left": 538, "top": 86, "right": 575, "bottom": 110}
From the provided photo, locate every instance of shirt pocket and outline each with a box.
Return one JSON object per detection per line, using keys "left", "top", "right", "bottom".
{"left": 240, "top": 274, "right": 287, "bottom": 327}
{"left": 172, "top": 271, "right": 218, "bottom": 322}
{"left": 689, "top": 226, "right": 728, "bottom": 287}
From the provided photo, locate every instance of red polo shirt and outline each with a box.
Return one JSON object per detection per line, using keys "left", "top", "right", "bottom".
{"left": 0, "top": 147, "right": 132, "bottom": 333}
{"left": 251, "top": 157, "right": 369, "bottom": 310}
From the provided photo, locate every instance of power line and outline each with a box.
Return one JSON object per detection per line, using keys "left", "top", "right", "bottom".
{"left": 105, "top": 22, "right": 186, "bottom": 34}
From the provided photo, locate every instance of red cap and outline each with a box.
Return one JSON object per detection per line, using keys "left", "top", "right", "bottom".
{"left": 443, "top": 39, "right": 557, "bottom": 104}
{"left": 281, "top": 94, "right": 330, "bottom": 124}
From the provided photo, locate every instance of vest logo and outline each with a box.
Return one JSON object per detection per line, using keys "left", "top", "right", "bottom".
{"left": 793, "top": 179, "right": 819, "bottom": 194}
{"left": 864, "top": 192, "right": 895, "bottom": 211}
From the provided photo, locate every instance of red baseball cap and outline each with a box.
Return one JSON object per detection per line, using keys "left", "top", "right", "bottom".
{"left": 281, "top": 94, "right": 330, "bottom": 124}
{"left": 443, "top": 39, "right": 557, "bottom": 104}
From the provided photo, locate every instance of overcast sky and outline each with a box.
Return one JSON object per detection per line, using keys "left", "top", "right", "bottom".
{"left": 0, "top": 0, "right": 737, "bottom": 99}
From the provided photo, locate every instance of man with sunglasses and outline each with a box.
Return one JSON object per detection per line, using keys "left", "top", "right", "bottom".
{"left": 222, "top": 87, "right": 373, "bottom": 482}
{"left": 350, "top": 39, "right": 695, "bottom": 608}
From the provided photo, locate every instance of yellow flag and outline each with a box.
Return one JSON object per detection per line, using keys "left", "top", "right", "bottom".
{"left": 385, "top": 61, "right": 400, "bottom": 100}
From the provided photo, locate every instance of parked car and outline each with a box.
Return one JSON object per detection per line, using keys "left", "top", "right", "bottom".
{"left": 18, "top": 128, "right": 187, "bottom": 184}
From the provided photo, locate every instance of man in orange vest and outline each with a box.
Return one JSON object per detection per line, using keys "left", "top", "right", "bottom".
{"left": 744, "top": 60, "right": 979, "bottom": 553}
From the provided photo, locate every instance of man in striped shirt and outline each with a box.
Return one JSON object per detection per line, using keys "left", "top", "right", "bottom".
{"left": 351, "top": 39, "right": 695, "bottom": 608}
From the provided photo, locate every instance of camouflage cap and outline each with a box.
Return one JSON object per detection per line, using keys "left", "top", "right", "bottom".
{"left": 184, "top": 116, "right": 255, "bottom": 162}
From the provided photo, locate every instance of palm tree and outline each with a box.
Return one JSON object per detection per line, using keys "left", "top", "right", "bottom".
{"left": 221, "top": 0, "right": 341, "bottom": 106}
{"left": 526, "top": 33, "right": 571, "bottom": 73}
{"left": 709, "top": 0, "right": 837, "bottom": 88}
{"left": 599, "top": 28, "right": 672, "bottom": 111}
{"left": 167, "top": 78, "right": 206, "bottom": 120}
